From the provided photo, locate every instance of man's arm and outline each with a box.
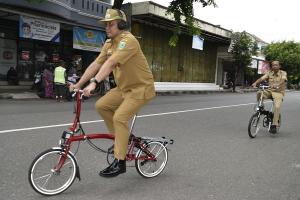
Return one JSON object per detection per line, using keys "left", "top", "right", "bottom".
{"left": 94, "top": 57, "right": 117, "bottom": 83}
{"left": 81, "top": 57, "right": 117, "bottom": 96}
{"left": 278, "top": 71, "right": 288, "bottom": 88}
{"left": 75, "top": 60, "right": 101, "bottom": 88}
{"left": 252, "top": 74, "right": 268, "bottom": 87}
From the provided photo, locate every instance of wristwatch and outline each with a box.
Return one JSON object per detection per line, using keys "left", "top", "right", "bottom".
{"left": 90, "top": 77, "right": 100, "bottom": 84}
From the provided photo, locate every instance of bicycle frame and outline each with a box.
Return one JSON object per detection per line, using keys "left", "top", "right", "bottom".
{"left": 255, "top": 85, "right": 275, "bottom": 130}
{"left": 54, "top": 91, "right": 162, "bottom": 172}
{"left": 29, "top": 90, "right": 174, "bottom": 196}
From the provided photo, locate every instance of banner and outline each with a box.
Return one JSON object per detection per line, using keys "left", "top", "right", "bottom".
{"left": 73, "top": 27, "right": 106, "bottom": 52}
{"left": 192, "top": 35, "right": 204, "bottom": 50}
{"left": 19, "top": 16, "right": 60, "bottom": 42}
{"left": 258, "top": 60, "right": 270, "bottom": 74}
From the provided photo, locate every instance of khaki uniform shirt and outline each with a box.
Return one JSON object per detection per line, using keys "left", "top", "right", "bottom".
{"left": 96, "top": 31, "right": 155, "bottom": 100}
{"left": 261, "top": 70, "right": 287, "bottom": 95}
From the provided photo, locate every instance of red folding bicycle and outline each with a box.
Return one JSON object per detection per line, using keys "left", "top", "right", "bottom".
{"left": 28, "top": 90, "right": 174, "bottom": 196}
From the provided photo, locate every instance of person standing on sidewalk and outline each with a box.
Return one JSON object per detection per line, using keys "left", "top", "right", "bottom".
{"left": 54, "top": 60, "right": 67, "bottom": 102}
{"left": 70, "top": 8, "right": 156, "bottom": 177}
{"left": 43, "top": 65, "right": 54, "bottom": 98}
{"left": 251, "top": 60, "right": 287, "bottom": 133}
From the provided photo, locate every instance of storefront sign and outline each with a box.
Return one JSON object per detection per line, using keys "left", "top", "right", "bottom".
{"left": 73, "top": 27, "right": 106, "bottom": 52}
{"left": 52, "top": 53, "right": 60, "bottom": 62}
{"left": 258, "top": 60, "right": 270, "bottom": 74}
{"left": 192, "top": 35, "right": 204, "bottom": 50}
{"left": 21, "top": 51, "right": 30, "bottom": 61}
{"left": 0, "top": 38, "right": 17, "bottom": 79}
{"left": 19, "top": 16, "right": 60, "bottom": 42}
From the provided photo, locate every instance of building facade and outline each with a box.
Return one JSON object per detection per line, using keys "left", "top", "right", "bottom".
{"left": 126, "top": 2, "right": 232, "bottom": 84}
{"left": 1, "top": 0, "right": 238, "bottom": 89}
{"left": 0, "top": 0, "right": 111, "bottom": 86}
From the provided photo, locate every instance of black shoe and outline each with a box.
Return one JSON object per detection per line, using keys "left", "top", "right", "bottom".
{"left": 269, "top": 125, "right": 277, "bottom": 134}
{"left": 99, "top": 159, "right": 126, "bottom": 178}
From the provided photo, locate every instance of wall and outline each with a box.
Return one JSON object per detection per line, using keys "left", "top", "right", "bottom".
{"left": 131, "top": 22, "right": 218, "bottom": 83}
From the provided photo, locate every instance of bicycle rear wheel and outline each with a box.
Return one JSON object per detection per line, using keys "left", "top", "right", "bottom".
{"left": 28, "top": 148, "right": 77, "bottom": 196}
{"left": 248, "top": 112, "right": 262, "bottom": 138}
{"left": 135, "top": 141, "right": 168, "bottom": 178}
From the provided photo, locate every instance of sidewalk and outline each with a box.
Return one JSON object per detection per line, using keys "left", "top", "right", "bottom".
{"left": 0, "top": 82, "right": 257, "bottom": 100}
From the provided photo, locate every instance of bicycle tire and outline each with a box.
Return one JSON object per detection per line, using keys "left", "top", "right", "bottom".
{"left": 248, "top": 112, "right": 261, "bottom": 138}
{"left": 28, "top": 148, "right": 77, "bottom": 196}
{"left": 135, "top": 141, "right": 168, "bottom": 178}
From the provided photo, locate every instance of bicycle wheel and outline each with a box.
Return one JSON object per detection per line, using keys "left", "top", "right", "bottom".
{"left": 28, "top": 148, "right": 77, "bottom": 196}
{"left": 248, "top": 112, "right": 262, "bottom": 138}
{"left": 135, "top": 141, "right": 168, "bottom": 178}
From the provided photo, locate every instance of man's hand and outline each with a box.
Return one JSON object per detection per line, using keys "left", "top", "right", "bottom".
{"left": 83, "top": 82, "right": 97, "bottom": 97}
{"left": 251, "top": 83, "right": 257, "bottom": 88}
{"left": 69, "top": 83, "right": 80, "bottom": 92}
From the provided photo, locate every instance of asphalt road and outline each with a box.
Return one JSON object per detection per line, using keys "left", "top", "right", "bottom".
{"left": 1, "top": 91, "right": 300, "bottom": 200}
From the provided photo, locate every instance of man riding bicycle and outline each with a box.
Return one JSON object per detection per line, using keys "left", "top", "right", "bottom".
{"left": 251, "top": 60, "right": 287, "bottom": 134}
{"left": 70, "top": 8, "right": 155, "bottom": 177}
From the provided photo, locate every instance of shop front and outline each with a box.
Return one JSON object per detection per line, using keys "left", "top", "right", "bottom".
{"left": 0, "top": 15, "right": 106, "bottom": 86}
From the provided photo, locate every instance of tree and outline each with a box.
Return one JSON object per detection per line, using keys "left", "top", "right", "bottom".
{"left": 264, "top": 41, "right": 300, "bottom": 88}
{"left": 113, "top": 0, "right": 216, "bottom": 46}
{"left": 229, "top": 31, "right": 258, "bottom": 91}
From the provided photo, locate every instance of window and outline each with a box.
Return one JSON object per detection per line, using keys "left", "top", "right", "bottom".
{"left": 72, "top": 0, "right": 75, "bottom": 4}
{"left": 82, "top": 0, "right": 84, "bottom": 8}
{"left": 97, "top": 4, "right": 99, "bottom": 12}
{"left": 101, "top": 5, "right": 104, "bottom": 13}
{"left": 87, "top": 0, "right": 89, "bottom": 9}
{"left": 92, "top": 2, "right": 94, "bottom": 11}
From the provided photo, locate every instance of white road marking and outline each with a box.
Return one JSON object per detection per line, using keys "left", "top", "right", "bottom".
{"left": 0, "top": 102, "right": 256, "bottom": 134}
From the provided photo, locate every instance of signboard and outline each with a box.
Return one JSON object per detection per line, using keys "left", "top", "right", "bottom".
{"left": 0, "top": 38, "right": 17, "bottom": 79}
{"left": 52, "top": 53, "right": 60, "bottom": 62}
{"left": 21, "top": 50, "right": 30, "bottom": 61}
{"left": 258, "top": 60, "right": 270, "bottom": 74}
{"left": 192, "top": 35, "right": 204, "bottom": 50}
{"left": 19, "top": 16, "right": 60, "bottom": 42}
{"left": 73, "top": 27, "right": 106, "bottom": 52}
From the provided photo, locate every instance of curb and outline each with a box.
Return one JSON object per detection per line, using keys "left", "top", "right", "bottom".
{"left": 0, "top": 89, "right": 260, "bottom": 100}
{"left": 0, "top": 92, "right": 40, "bottom": 100}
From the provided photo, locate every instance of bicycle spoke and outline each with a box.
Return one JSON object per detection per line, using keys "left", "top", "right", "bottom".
{"left": 33, "top": 173, "right": 51, "bottom": 182}
{"left": 42, "top": 174, "right": 52, "bottom": 188}
{"left": 154, "top": 145, "right": 164, "bottom": 159}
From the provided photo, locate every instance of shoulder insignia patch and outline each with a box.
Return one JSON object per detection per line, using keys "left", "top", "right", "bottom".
{"left": 118, "top": 41, "right": 126, "bottom": 49}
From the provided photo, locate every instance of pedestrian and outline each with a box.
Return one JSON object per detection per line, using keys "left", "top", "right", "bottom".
{"left": 54, "top": 60, "right": 67, "bottom": 102}
{"left": 251, "top": 60, "right": 287, "bottom": 134}
{"left": 43, "top": 65, "right": 54, "bottom": 98}
{"left": 6, "top": 67, "right": 19, "bottom": 85}
{"left": 70, "top": 8, "right": 156, "bottom": 177}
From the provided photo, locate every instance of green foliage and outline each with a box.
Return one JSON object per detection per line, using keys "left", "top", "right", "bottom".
{"left": 166, "top": 0, "right": 216, "bottom": 47}
{"left": 231, "top": 31, "right": 258, "bottom": 68}
{"left": 264, "top": 41, "right": 300, "bottom": 85}
{"left": 229, "top": 31, "right": 258, "bottom": 89}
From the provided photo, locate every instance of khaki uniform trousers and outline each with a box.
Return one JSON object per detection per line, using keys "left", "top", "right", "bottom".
{"left": 95, "top": 87, "right": 150, "bottom": 160}
{"left": 257, "top": 89, "right": 283, "bottom": 126}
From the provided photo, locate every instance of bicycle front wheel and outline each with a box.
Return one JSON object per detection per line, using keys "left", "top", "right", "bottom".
{"left": 135, "top": 141, "right": 168, "bottom": 178}
{"left": 28, "top": 148, "right": 77, "bottom": 196}
{"left": 248, "top": 112, "right": 262, "bottom": 138}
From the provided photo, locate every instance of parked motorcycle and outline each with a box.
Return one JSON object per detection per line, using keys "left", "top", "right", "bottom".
{"left": 31, "top": 71, "right": 45, "bottom": 97}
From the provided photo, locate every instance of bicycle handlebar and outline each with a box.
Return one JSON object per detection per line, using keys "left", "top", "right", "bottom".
{"left": 257, "top": 85, "right": 270, "bottom": 89}
{"left": 71, "top": 89, "right": 96, "bottom": 98}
